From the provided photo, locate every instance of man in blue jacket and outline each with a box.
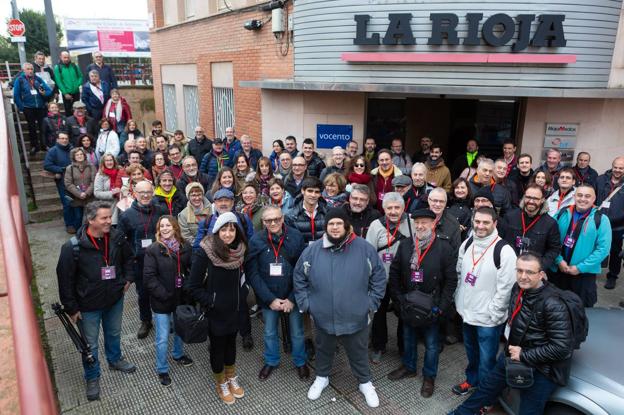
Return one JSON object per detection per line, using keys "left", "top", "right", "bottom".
{"left": 81, "top": 70, "right": 111, "bottom": 119}
{"left": 246, "top": 206, "right": 308, "bottom": 381}
{"left": 294, "top": 208, "right": 386, "bottom": 408}
{"left": 199, "top": 138, "right": 233, "bottom": 187}
{"left": 86, "top": 51, "right": 118, "bottom": 89}
{"left": 13, "top": 62, "right": 53, "bottom": 155}
{"left": 44, "top": 131, "right": 79, "bottom": 233}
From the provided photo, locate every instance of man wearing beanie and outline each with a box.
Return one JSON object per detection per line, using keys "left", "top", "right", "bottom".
{"left": 294, "top": 208, "right": 386, "bottom": 408}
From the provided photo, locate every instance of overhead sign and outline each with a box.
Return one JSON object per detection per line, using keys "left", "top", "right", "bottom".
{"left": 7, "top": 18, "right": 25, "bottom": 37}
{"left": 316, "top": 124, "right": 353, "bottom": 149}
{"left": 64, "top": 18, "right": 150, "bottom": 58}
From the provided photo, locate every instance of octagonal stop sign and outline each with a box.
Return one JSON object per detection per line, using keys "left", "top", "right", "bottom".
{"left": 8, "top": 19, "right": 26, "bottom": 37}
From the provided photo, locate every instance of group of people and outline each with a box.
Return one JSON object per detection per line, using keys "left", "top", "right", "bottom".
{"left": 54, "top": 128, "right": 622, "bottom": 414}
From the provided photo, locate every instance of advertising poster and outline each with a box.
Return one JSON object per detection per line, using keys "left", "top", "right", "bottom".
{"left": 65, "top": 18, "right": 150, "bottom": 57}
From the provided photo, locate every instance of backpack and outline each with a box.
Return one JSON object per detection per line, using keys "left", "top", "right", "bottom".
{"left": 70, "top": 236, "right": 80, "bottom": 262}
{"left": 462, "top": 236, "right": 508, "bottom": 269}
{"left": 543, "top": 285, "right": 588, "bottom": 350}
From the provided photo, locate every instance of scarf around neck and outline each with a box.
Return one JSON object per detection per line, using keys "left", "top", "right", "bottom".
{"left": 155, "top": 185, "right": 177, "bottom": 203}
{"left": 348, "top": 172, "right": 372, "bottom": 184}
{"left": 410, "top": 230, "right": 434, "bottom": 270}
{"left": 102, "top": 167, "right": 119, "bottom": 188}
{"left": 200, "top": 236, "right": 246, "bottom": 269}
{"left": 161, "top": 237, "right": 180, "bottom": 253}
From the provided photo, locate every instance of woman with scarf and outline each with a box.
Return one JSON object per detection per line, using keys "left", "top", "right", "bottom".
{"left": 267, "top": 178, "right": 293, "bottom": 213}
{"left": 144, "top": 215, "right": 193, "bottom": 387}
{"left": 78, "top": 134, "right": 98, "bottom": 166}
{"left": 207, "top": 167, "right": 239, "bottom": 203}
{"left": 446, "top": 178, "right": 473, "bottom": 241}
{"left": 64, "top": 148, "right": 97, "bottom": 229}
{"left": 42, "top": 101, "right": 66, "bottom": 149}
{"left": 151, "top": 152, "right": 169, "bottom": 183}
{"left": 95, "top": 118, "right": 120, "bottom": 162}
{"left": 245, "top": 157, "right": 275, "bottom": 197}
{"left": 346, "top": 155, "right": 374, "bottom": 194}
{"left": 94, "top": 153, "right": 123, "bottom": 224}
{"left": 119, "top": 119, "right": 143, "bottom": 150}
{"left": 236, "top": 182, "right": 269, "bottom": 232}
{"left": 103, "top": 88, "right": 132, "bottom": 135}
{"left": 322, "top": 172, "right": 348, "bottom": 208}
{"left": 233, "top": 154, "right": 252, "bottom": 189}
{"left": 154, "top": 170, "right": 187, "bottom": 217}
{"left": 178, "top": 182, "right": 213, "bottom": 244}
{"left": 269, "top": 139, "right": 285, "bottom": 172}
{"left": 187, "top": 212, "right": 248, "bottom": 405}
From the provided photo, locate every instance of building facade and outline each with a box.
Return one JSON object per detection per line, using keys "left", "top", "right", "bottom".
{"left": 149, "top": 0, "right": 624, "bottom": 171}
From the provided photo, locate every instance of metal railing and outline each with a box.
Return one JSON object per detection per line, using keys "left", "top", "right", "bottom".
{"left": 0, "top": 79, "right": 58, "bottom": 414}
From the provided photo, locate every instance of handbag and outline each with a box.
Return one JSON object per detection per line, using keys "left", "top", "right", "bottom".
{"left": 505, "top": 357, "right": 534, "bottom": 388}
{"left": 400, "top": 289, "right": 434, "bottom": 328}
{"left": 174, "top": 304, "right": 209, "bottom": 344}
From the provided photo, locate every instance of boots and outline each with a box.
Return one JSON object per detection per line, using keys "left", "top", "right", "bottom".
{"left": 214, "top": 371, "right": 235, "bottom": 405}
{"left": 225, "top": 365, "right": 245, "bottom": 398}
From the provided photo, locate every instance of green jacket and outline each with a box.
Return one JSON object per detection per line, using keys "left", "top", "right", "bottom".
{"left": 54, "top": 63, "right": 83, "bottom": 94}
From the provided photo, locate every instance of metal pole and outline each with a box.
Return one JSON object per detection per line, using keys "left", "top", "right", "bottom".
{"left": 10, "top": 0, "right": 27, "bottom": 67}
{"left": 43, "top": 0, "right": 60, "bottom": 65}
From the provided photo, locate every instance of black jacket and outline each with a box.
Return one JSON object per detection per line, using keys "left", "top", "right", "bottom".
{"left": 388, "top": 235, "right": 457, "bottom": 315}
{"left": 403, "top": 185, "right": 431, "bottom": 214}
{"left": 66, "top": 115, "right": 98, "bottom": 146}
{"left": 499, "top": 205, "right": 562, "bottom": 270}
{"left": 305, "top": 152, "right": 326, "bottom": 178}
{"left": 43, "top": 114, "right": 67, "bottom": 146}
{"left": 469, "top": 178, "right": 512, "bottom": 217}
{"left": 572, "top": 165, "right": 598, "bottom": 189}
{"left": 154, "top": 189, "right": 187, "bottom": 217}
{"left": 506, "top": 282, "right": 573, "bottom": 386}
{"left": 285, "top": 197, "right": 329, "bottom": 243}
{"left": 176, "top": 172, "right": 212, "bottom": 196}
{"left": 435, "top": 211, "right": 462, "bottom": 252}
{"left": 143, "top": 241, "right": 192, "bottom": 314}
{"left": 446, "top": 198, "right": 472, "bottom": 240}
{"left": 595, "top": 172, "right": 624, "bottom": 230}
{"left": 283, "top": 173, "right": 307, "bottom": 198}
{"left": 187, "top": 136, "right": 213, "bottom": 164}
{"left": 508, "top": 168, "right": 534, "bottom": 198}
{"left": 118, "top": 200, "right": 166, "bottom": 259}
{"left": 499, "top": 177, "right": 520, "bottom": 207}
{"left": 343, "top": 203, "right": 381, "bottom": 238}
{"left": 56, "top": 227, "right": 134, "bottom": 315}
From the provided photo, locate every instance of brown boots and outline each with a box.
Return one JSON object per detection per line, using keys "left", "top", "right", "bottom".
{"left": 214, "top": 365, "right": 245, "bottom": 405}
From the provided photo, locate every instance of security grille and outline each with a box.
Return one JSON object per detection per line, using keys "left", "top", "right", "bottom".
{"left": 163, "top": 84, "right": 177, "bottom": 131}
{"left": 212, "top": 87, "right": 234, "bottom": 139}
{"left": 183, "top": 85, "right": 199, "bottom": 138}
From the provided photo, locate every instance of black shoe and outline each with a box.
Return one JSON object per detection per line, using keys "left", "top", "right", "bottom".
{"left": 605, "top": 277, "right": 617, "bottom": 290}
{"left": 445, "top": 334, "right": 459, "bottom": 345}
{"left": 387, "top": 365, "right": 417, "bottom": 381}
{"left": 242, "top": 334, "right": 254, "bottom": 351}
{"left": 305, "top": 338, "right": 315, "bottom": 361}
{"left": 137, "top": 321, "right": 152, "bottom": 339}
{"left": 158, "top": 372, "right": 172, "bottom": 387}
{"left": 86, "top": 378, "right": 100, "bottom": 401}
{"left": 297, "top": 364, "right": 310, "bottom": 380}
{"left": 258, "top": 364, "right": 275, "bottom": 381}
{"left": 174, "top": 355, "right": 194, "bottom": 367}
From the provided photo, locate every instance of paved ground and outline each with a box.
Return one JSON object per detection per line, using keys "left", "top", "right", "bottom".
{"left": 28, "top": 219, "right": 624, "bottom": 415}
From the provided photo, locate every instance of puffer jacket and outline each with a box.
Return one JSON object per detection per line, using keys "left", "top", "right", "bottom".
{"left": 285, "top": 196, "right": 328, "bottom": 243}
{"left": 436, "top": 211, "right": 462, "bottom": 252}
{"left": 153, "top": 187, "right": 187, "bottom": 217}
{"left": 506, "top": 282, "right": 573, "bottom": 386}
{"left": 199, "top": 151, "right": 233, "bottom": 185}
{"left": 546, "top": 188, "right": 576, "bottom": 217}
{"left": 143, "top": 241, "right": 192, "bottom": 314}
{"left": 246, "top": 225, "right": 306, "bottom": 308}
{"left": 42, "top": 113, "right": 67, "bottom": 147}
{"left": 305, "top": 152, "right": 326, "bottom": 178}
{"left": 343, "top": 203, "right": 381, "bottom": 238}
{"left": 44, "top": 142, "right": 72, "bottom": 176}
{"left": 64, "top": 161, "right": 96, "bottom": 207}
{"left": 403, "top": 184, "right": 432, "bottom": 214}
{"left": 13, "top": 73, "right": 52, "bottom": 110}
{"left": 187, "top": 136, "right": 213, "bottom": 163}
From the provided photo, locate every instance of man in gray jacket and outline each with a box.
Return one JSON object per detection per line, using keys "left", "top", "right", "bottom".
{"left": 294, "top": 208, "right": 386, "bottom": 408}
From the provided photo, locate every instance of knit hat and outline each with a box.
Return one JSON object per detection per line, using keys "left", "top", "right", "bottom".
{"left": 324, "top": 207, "right": 351, "bottom": 231}
{"left": 212, "top": 212, "right": 238, "bottom": 234}
{"left": 213, "top": 188, "right": 234, "bottom": 200}
{"left": 473, "top": 186, "right": 495, "bottom": 206}
{"left": 392, "top": 175, "right": 412, "bottom": 187}
{"left": 185, "top": 182, "right": 205, "bottom": 198}
{"left": 411, "top": 208, "right": 436, "bottom": 220}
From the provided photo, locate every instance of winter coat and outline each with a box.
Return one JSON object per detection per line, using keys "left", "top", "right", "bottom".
{"left": 455, "top": 231, "right": 517, "bottom": 327}
{"left": 178, "top": 198, "right": 212, "bottom": 244}
{"left": 546, "top": 188, "right": 576, "bottom": 217}
{"left": 506, "top": 282, "right": 573, "bottom": 386}
{"left": 366, "top": 214, "right": 413, "bottom": 278}
{"left": 392, "top": 151, "right": 413, "bottom": 175}
{"left": 283, "top": 173, "right": 307, "bottom": 198}
{"left": 13, "top": 73, "right": 52, "bottom": 110}
{"left": 44, "top": 143, "right": 72, "bottom": 177}
{"left": 224, "top": 138, "right": 242, "bottom": 159}
{"left": 269, "top": 190, "right": 294, "bottom": 214}
{"left": 193, "top": 211, "right": 255, "bottom": 248}
{"left": 293, "top": 233, "right": 387, "bottom": 336}
{"left": 425, "top": 159, "right": 452, "bottom": 191}
{"left": 143, "top": 241, "right": 192, "bottom": 314}
{"left": 176, "top": 172, "right": 212, "bottom": 197}
{"left": 388, "top": 234, "right": 458, "bottom": 315}
{"left": 508, "top": 168, "right": 534, "bottom": 197}
{"left": 64, "top": 162, "right": 96, "bottom": 207}
{"left": 66, "top": 115, "right": 98, "bottom": 146}
{"left": 234, "top": 148, "right": 263, "bottom": 169}
{"left": 319, "top": 165, "right": 345, "bottom": 182}
{"left": 403, "top": 184, "right": 433, "bottom": 215}
{"left": 371, "top": 165, "right": 402, "bottom": 212}
{"left": 246, "top": 225, "right": 306, "bottom": 308}
{"left": 269, "top": 151, "right": 282, "bottom": 172}
{"left": 305, "top": 152, "right": 326, "bottom": 178}
{"left": 154, "top": 188, "right": 187, "bottom": 217}
{"left": 446, "top": 198, "right": 472, "bottom": 240}
{"left": 572, "top": 166, "right": 598, "bottom": 189}
{"left": 499, "top": 203, "right": 561, "bottom": 270}
{"left": 94, "top": 170, "right": 122, "bottom": 224}
{"left": 468, "top": 176, "right": 512, "bottom": 217}
{"left": 596, "top": 173, "right": 624, "bottom": 231}
{"left": 54, "top": 62, "right": 83, "bottom": 94}
{"left": 199, "top": 151, "right": 233, "bottom": 185}
{"left": 435, "top": 211, "right": 462, "bottom": 252}
{"left": 499, "top": 177, "right": 521, "bottom": 207}
{"left": 103, "top": 97, "right": 132, "bottom": 133}
{"left": 56, "top": 227, "right": 134, "bottom": 315}
{"left": 118, "top": 200, "right": 167, "bottom": 259}
{"left": 81, "top": 81, "right": 111, "bottom": 118}
{"left": 285, "top": 197, "right": 329, "bottom": 243}
{"left": 95, "top": 129, "right": 120, "bottom": 161}
{"left": 42, "top": 114, "right": 67, "bottom": 147}
{"left": 118, "top": 129, "right": 143, "bottom": 150}
{"left": 553, "top": 207, "right": 612, "bottom": 274}
{"left": 86, "top": 63, "right": 118, "bottom": 88}
{"left": 343, "top": 203, "right": 381, "bottom": 238}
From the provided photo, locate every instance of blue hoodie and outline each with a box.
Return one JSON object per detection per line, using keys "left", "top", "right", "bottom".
{"left": 13, "top": 73, "right": 52, "bottom": 110}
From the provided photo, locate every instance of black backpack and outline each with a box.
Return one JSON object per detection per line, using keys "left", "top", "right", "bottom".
{"left": 462, "top": 236, "right": 508, "bottom": 269}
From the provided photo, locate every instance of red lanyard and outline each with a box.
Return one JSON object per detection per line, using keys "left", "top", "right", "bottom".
{"left": 166, "top": 200, "right": 173, "bottom": 215}
{"left": 568, "top": 207, "right": 591, "bottom": 236}
{"left": 509, "top": 289, "right": 524, "bottom": 325}
{"left": 471, "top": 236, "right": 500, "bottom": 273}
{"left": 308, "top": 209, "right": 316, "bottom": 239}
{"left": 267, "top": 230, "right": 285, "bottom": 262}
{"left": 521, "top": 212, "right": 541, "bottom": 236}
{"left": 556, "top": 190, "right": 569, "bottom": 211}
{"left": 413, "top": 233, "right": 436, "bottom": 269}
{"left": 87, "top": 228, "right": 109, "bottom": 266}
{"left": 385, "top": 220, "right": 400, "bottom": 249}
{"left": 574, "top": 168, "right": 586, "bottom": 183}
{"left": 139, "top": 208, "right": 154, "bottom": 238}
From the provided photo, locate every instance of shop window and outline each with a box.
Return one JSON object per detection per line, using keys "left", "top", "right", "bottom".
{"left": 184, "top": 85, "right": 199, "bottom": 138}
{"left": 213, "top": 87, "right": 235, "bottom": 139}
{"left": 163, "top": 84, "right": 178, "bottom": 131}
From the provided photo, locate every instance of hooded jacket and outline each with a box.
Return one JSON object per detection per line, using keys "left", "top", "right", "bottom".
{"left": 425, "top": 158, "right": 452, "bottom": 192}
{"left": 546, "top": 187, "right": 576, "bottom": 217}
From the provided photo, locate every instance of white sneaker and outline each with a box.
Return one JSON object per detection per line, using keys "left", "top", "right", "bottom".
{"left": 307, "top": 376, "right": 329, "bottom": 400}
{"left": 359, "top": 381, "right": 379, "bottom": 408}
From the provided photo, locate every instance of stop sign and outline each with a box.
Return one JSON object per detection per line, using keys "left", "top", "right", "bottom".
{"left": 7, "top": 19, "right": 25, "bottom": 37}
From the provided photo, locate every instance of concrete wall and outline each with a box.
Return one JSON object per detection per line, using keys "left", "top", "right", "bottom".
{"left": 522, "top": 98, "right": 624, "bottom": 173}
{"left": 118, "top": 86, "right": 156, "bottom": 136}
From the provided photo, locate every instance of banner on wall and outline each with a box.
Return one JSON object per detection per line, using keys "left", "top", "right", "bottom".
{"left": 542, "top": 122, "right": 579, "bottom": 167}
{"left": 316, "top": 124, "right": 353, "bottom": 149}
{"left": 64, "top": 18, "right": 150, "bottom": 57}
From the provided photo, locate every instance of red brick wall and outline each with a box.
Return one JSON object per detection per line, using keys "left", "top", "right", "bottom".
{"left": 149, "top": 3, "right": 294, "bottom": 147}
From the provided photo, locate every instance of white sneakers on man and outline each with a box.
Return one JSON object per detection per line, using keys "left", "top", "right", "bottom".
{"left": 307, "top": 376, "right": 329, "bottom": 400}
{"left": 359, "top": 381, "right": 380, "bottom": 408}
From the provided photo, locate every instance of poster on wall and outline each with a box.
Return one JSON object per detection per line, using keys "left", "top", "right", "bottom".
{"left": 64, "top": 18, "right": 150, "bottom": 57}
{"left": 316, "top": 124, "right": 353, "bottom": 149}
{"left": 543, "top": 136, "right": 577, "bottom": 149}
{"left": 545, "top": 123, "right": 579, "bottom": 136}
{"left": 542, "top": 122, "right": 579, "bottom": 167}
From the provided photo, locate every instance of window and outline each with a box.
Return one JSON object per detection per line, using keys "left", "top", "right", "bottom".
{"left": 163, "top": 84, "right": 177, "bottom": 131}
{"left": 213, "top": 87, "right": 235, "bottom": 139}
{"left": 185, "top": 0, "right": 196, "bottom": 18}
{"left": 183, "top": 85, "right": 199, "bottom": 138}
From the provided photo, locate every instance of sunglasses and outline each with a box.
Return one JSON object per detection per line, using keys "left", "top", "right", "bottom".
{"left": 354, "top": 163, "right": 365, "bottom": 168}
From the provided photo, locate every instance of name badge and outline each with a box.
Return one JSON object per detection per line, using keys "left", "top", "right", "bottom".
{"left": 109, "top": 112, "right": 116, "bottom": 118}
{"left": 504, "top": 323, "right": 511, "bottom": 340}
{"left": 411, "top": 270, "right": 424, "bottom": 283}
{"left": 309, "top": 241, "right": 315, "bottom": 246}
{"left": 31, "top": 88, "right": 39, "bottom": 95}
{"left": 269, "top": 263, "right": 283, "bottom": 277}
{"left": 465, "top": 272, "right": 478, "bottom": 286}
{"left": 101, "top": 266, "right": 116, "bottom": 280}
{"left": 79, "top": 127, "right": 87, "bottom": 134}
{"left": 515, "top": 236, "right": 530, "bottom": 250}
{"left": 141, "top": 238, "right": 152, "bottom": 248}
{"left": 563, "top": 236, "right": 575, "bottom": 248}
{"left": 175, "top": 275, "right": 183, "bottom": 288}
{"left": 382, "top": 253, "right": 394, "bottom": 263}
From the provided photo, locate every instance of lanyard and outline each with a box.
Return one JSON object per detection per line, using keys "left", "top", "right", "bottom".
{"left": 267, "top": 230, "right": 285, "bottom": 262}
{"left": 385, "top": 220, "right": 400, "bottom": 250}
{"left": 139, "top": 207, "right": 154, "bottom": 238}
{"left": 574, "top": 167, "right": 586, "bottom": 183}
{"left": 568, "top": 207, "right": 591, "bottom": 236}
{"left": 556, "top": 190, "right": 570, "bottom": 211}
{"left": 471, "top": 236, "right": 500, "bottom": 273}
{"left": 521, "top": 212, "right": 541, "bottom": 236}
{"left": 166, "top": 200, "right": 173, "bottom": 215}
{"left": 87, "top": 228, "right": 109, "bottom": 266}
{"left": 308, "top": 209, "right": 315, "bottom": 240}
{"left": 413, "top": 234, "right": 436, "bottom": 269}
{"left": 508, "top": 289, "right": 524, "bottom": 325}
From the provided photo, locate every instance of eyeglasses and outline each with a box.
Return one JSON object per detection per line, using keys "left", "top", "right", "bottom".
{"left": 262, "top": 217, "right": 283, "bottom": 224}
{"left": 428, "top": 199, "right": 446, "bottom": 204}
{"left": 293, "top": 163, "right": 306, "bottom": 167}
{"left": 136, "top": 191, "right": 153, "bottom": 196}
{"left": 354, "top": 163, "right": 365, "bottom": 168}
{"left": 524, "top": 196, "right": 542, "bottom": 202}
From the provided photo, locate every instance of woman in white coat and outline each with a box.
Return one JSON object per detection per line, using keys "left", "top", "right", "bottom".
{"left": 95, "top": 118, "right": 120, "bottom": 163}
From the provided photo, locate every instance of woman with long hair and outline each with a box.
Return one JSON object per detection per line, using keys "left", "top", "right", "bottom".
{"left": 119, "top": 119, "right": 143, "bottom": 150}
{"left": 530, "top": 170, "right": 554, "bottom": 198}
{"left": 446, "top": 177, "right": 473, "bottom": 240}
{"left": 208, "top": 167, "right": 239, "bottom": 202}
{"left": 94, "top": 153, "right": 123, "bottom": 224}
{"left": 187, "top": 213, "right": 248, "bottom": 405}
{"left": 234, "top": 154, "right": 252, "bottom": 189}
{"left": 246, "top": 156, "right": 275, "bottom": 196}
{"left": 269, "top": 139, "right": 284, "bottom": 172}
{"left": 78, "top": 134, "right": 98, "bottom": 166}
{"left": 267, "top": 177, "right": 293, "bottom": 213}
{"left": 236, "top": 182, "right": 268, "bottom": 231}
{"left": 143, "top": 216, "right": 193, "bottom": 387}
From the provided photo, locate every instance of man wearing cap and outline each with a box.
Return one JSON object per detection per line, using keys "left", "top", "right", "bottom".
{"left": 366, "top": 192, "right": 413, "bottom": 363}
{"left": 342, "top": 184, "right": 381, "bottom": 237}
{"left": 199, "top": 137, "right": 233, "bottom": 188}
{"left": 403, "top": 163, "right": 434, "bottom": 214}
{"left": 294, "top": 208, "right": 386, "bottom": 408}
{"left": 66, "top": 100, "right": 98, "bottom": 146}
{"left": 391, "top": 174, "right": 413, "bottom": 199}
{"left": 387, "top": 209, "right": 457, "bottom": 398}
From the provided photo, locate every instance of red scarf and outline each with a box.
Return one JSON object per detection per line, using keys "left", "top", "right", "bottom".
{"left": 348, "top": 172, "right": 372, "bottom": 185}
{"left": 103, "top": 167, "right": 119, "bottom": 189}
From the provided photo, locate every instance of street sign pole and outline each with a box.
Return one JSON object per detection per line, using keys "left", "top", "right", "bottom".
{"left": 10, "top": 0, "right": 26, "bottom": 66}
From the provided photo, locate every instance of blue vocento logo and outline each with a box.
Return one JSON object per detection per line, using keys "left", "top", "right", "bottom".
{"left": 316, "top": 124, "right": 353, "bottom": 149}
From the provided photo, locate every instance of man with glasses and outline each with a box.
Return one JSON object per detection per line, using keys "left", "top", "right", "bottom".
{"left": 342, "top": 184, "right": 381, "bottom": 237}
{"left": 167, "top": 144, "right": 184, "bottom": 180}
{"left": 187, "top": 126, "right": 213, "bottom": 163}
{"left": 176, "top": 156, "right": 211, "bottom": 194}
{"left": 301, "top": 138, "right": 325, "bottom": 178}
{"left": 546, "top": 167, "right": 576, "bottom": 217}
{"left": 468, "top": 158, "right": 512, "bottom": 217}
{"left": 284, "top": 156, "right": 308, "bottom": 197}
{"left": 428, "top": 188, "right": 461, "bottom": 252}
{"left": 499, "top": 184, "right": 561, "bottom": 270}
{"left": 246, "top": 206, "right": 309, "bottom": 381}
{"left": 320, "top": 146, "right": 347, "bottom": 182}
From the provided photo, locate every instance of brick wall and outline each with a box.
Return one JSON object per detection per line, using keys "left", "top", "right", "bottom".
{"left": 149, "top": 2, "right": 294, "bottom": 147}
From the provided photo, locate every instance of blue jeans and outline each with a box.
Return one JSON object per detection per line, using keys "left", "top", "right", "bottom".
{"left": 55, "top": 180, "right": 82, "bottom": 229}
{"left": 78, "top": 297, "right": 124, "bottom": 380}
{"left": 402, "top": 322, "right": 439, "bottom": 378}
{"left": 452, "top": 354, "right": 558, "bottom": 415}
{"left": 262, "top": 305, "right": 306, "bottom": 367}
{"left": 154, "top": 312, "right": 184, "bottom": 374}
{"left": 463, "top": 323, "right": 503, "bottom": 386}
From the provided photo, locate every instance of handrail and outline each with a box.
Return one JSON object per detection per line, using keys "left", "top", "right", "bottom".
{"left": 0, "top": 88, "right": 57, "bottom": 413}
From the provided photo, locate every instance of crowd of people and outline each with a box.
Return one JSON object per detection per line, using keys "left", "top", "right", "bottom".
{"left": 52, "top": 118, "right": 623, "bottom": 412}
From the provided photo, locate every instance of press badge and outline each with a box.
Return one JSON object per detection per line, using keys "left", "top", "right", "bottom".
{"left": 382, "top": 253, "right": 394, "bottom": 263}
{"left": 465, "top": 272, "right": 478, "bottom": 286}
{"left": 175, "top": 275, "right": 183, "bottom": 288}
{"left": 563, "top": 236, "right": 575, "bottom": 248}
{"left": 411, "top": 270, "right": 423, "bottom": 283}
{"left": 30, "top": 89, "right": 38, "bottom": 95}
{"left": 109, "top": 112, "right": 116, "bottom": 118}
{"left": 101, "top": 266, "right": 116, "bottom": 280}
{"left": 141, "top": 238, "right": 152, "bottom": 248}
{"left": 269, "top": 263, "right": 283, "bottom": 277}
